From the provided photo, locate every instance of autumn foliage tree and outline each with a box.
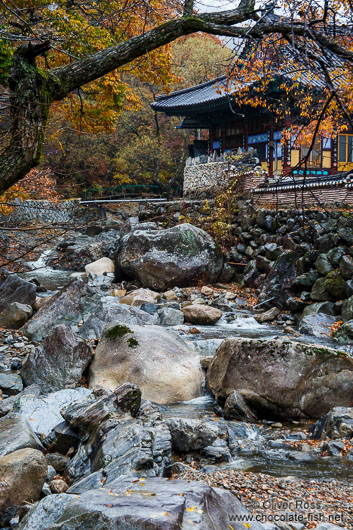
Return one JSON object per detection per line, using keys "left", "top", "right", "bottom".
{"left": 2, "top": 0, "right": 353, "bottom": 195}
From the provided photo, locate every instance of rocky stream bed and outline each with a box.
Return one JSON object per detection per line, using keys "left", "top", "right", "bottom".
{"left": 0, "top": 212, "right": 352, "bottom": 530}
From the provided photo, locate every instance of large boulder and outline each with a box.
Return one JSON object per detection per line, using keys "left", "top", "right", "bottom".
{"left": 18, "top": 477, "right": 265, "bottom": 530}
{"left": 22, "top": 276, "right": 156, "bottom": 342}
{"left": 0, "top": 271, "right": 36, "bottom": 312}
{"left": 0, "top": 448, "right": 47, "bottom": 513}
{"left": 116, "top": 223, "right": 223, "bottom": 291}
{"left": 21, "top": 325, "right": 93, "bottom": 392}
{"left": 22, "top": 278, "right": 101, "bottom": 342}
{"left": 45, "top": 230, "right": 120, "bottom": 271}
{"left": 89, "top": 323, "right": 202, "bottom": 404}
{"left": 0, "top": 302, "right": 32, "bottom": 329}
{"left": 206, "top": 338, "right": 353, "bottom": 420}
{"left": 182, "top": 304, "right": 222, "bottom": 325}
{"left": 63, "top": 392, "right": 172, "bottom": 485}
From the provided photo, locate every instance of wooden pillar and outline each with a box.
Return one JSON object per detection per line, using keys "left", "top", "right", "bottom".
{"left": 331, "top": 135, "right": 338, "bottom": 174}
{"left": 209, "top": 128, "right": 213, "bottom": 155}
{"left": 221, "top": 126, "right": 226, "bottom": 153}
{"left": 282, "top": 120, "right": 291, "bottom": 175}
{"left": 268, "top": 125, "right": 274, "bottom": 178}
{"left": 244, "top": 119, "right": 249, "bottom": 151}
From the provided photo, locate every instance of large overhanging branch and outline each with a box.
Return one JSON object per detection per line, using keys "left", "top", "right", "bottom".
{"left": 185, "top": 20, "right": 353, "bottom": 62}
{"left": 48, "top": 0, "right": 257, "bottom": 100}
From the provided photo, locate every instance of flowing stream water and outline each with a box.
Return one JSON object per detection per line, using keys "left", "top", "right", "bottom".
{"left": 20, "top": 256, "right": 353, "bottom": 483}
{"left": 166, "top": 313, "right": 353, "bottom": 482}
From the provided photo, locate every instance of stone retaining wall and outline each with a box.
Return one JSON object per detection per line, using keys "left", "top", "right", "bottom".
{"left": 253, "top": 181, "right": 353, "bottom": 208}
{"left": 183, "top": 162, "right": 230, "bottom": 198}
{"left": 0, "top": 200, "right": 99, "bottom": 227}
{"left": 183, "top": 158, "right": 353, "bottom": 207}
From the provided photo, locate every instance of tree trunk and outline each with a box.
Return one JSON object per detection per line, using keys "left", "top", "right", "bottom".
{"left": 0, "top": 1, "right": 257, "bottom": 194}
{"left": 0, "top": 42, "right": 52, "bottom": 195}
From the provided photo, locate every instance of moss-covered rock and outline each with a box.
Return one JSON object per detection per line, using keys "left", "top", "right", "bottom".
{"left": 116, "top": 223, "right": 223, "bottom": 291}
{"left": 324, "top": 270, "right": 347, "bottom": 300}
{"left": 207, "top": 338, "right": 353, "bottom": 420}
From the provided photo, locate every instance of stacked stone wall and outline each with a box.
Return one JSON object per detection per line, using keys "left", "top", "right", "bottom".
{"left": 0, "top": 200, "right": 99, "bottom": 227}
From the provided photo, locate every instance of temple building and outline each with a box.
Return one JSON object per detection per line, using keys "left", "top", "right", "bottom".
{"left": 152, "top": 73, "right": 353, "bottom": 180}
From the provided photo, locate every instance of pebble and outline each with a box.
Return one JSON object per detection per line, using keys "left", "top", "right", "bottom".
{"left": 174, "top": 468, "right": 353, "bottom": 529}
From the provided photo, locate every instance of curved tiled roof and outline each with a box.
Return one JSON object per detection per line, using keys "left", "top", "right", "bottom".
{"left": 151, "top": 41, "right": 347, "bottom": 115}
{"left": 151, "top": 75, "right": 240, "bottom": 113}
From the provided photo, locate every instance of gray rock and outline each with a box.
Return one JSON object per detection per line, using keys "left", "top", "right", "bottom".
{"left": 0, "top": 271, "right": 36, "bottom": 312}
{"left": 310, "top": 277, "right": 332, "bottom": 301}
{"left": 21, "top": 325, "right": 93, "bottom": 392}
{"left": 18, "top": 493, "right": 74, "bottom": 530}
{"left": 324, "top": 271, "right": 348, "bottom": 300}
{"left": 334, "top": 319, "right": 353, "bottom": 343}
{"left": 340, "top": 254, "right": 353, "bottom": 280}
{"left": 47, "top": 465, "right": 57, "bottom": 482}
{"left": 317, "top": 234, "right": 340, "bottom": 253}
{"left": 256, "top": 255, "right": 272, "bottom": 273}
{"left": 182, "top": 304, "right": 222, "bottom": 325}
{"left": 47, "top": 452, "right": 69, "bottom": 472}
{"left": 341, "top": 295, "right": 353, "bottom": 321}
{"left": 327, "top": 247, "right": 346, "bottom": 266}
{"left": 0, "top": 448, "right": 47, "bottom": 512}
{"left": 0, "top": 302, "right": 32, "bottom": 329}
{"left": 158, "top": 306, "right": 184, "bottom": 326}
{"left": 321, "top": 440, "right": 345, "bottom": 456}
{"left": 264, "top": 243, "right": 279, "bottom": 260}
{"left": 0, "top": 373, "right": 23, "bottom": 396}
{"left": 315, "top": 254, "right": 333, "bottom": 276}
{"left": 254, "top": 307, "right": 280, "bottom": 323}
{"left": 166, "top": 418, "right": 219, "bottom": 453}
{"left": 0, "top": 384, "right": 41, "bottom": 418}
{"left": 45, "top": 230, "right": 120, "bottom": 271}
{"left": 243, "top": 260, "right": 263, "bottom": 288}
{"left": 287, "top": 297, "right": 307, "bottom": 313}
{"left": 19, "top": 476, "right": 265, "bottom": 530}
{"left": 207, "top": 338, "right": 353, "bottom": 420}
{"left": 43, "top": 421, "right": 80, "bottom": 454}
{"left": 292, "top": 271, "right": 319, "bottom": 290}
{"left": 13, "top": 387, "right": 91, "bottom": 438}
{"left": 62, "top": 384, "right": 141, "bottom": 436}
{"left": 65, "top": 400, "right": 172, "bottom": 485}
{"left": 311, "top": 407, "right": 353, "bottom": 439}
{"left": 79, "top": 297, "right": 156, "bottom": 340}
{"left": 223, "top": 390, "right": 257, "bottom": 422}
{"left": 218, "top": 262, "right": 236, "bottom": 283}
{"left": 116, "top": 223, "right": 223, "bottom": 291}
{"left": 0, "top": 413, "right": 43, "bottom": 457}
{"left": 66, "top": 471, "right": 104, "bottom": 494}
{"left": 22, "top": 278, "right": 101, "bottom": 342}
{"left": 338, "top": 226, "right": 353, "bottom": 245}
{"left": 301, "top": 302, "right": 336, "bottom": 317}
{"left": 298, "top": 313, "right": 338, "bottom": 338}
{"left": 259, "top": 251, "right": 298, "bottom": 308}
{"left": 89, "top": 323, "right": 202, "bottom": 404}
